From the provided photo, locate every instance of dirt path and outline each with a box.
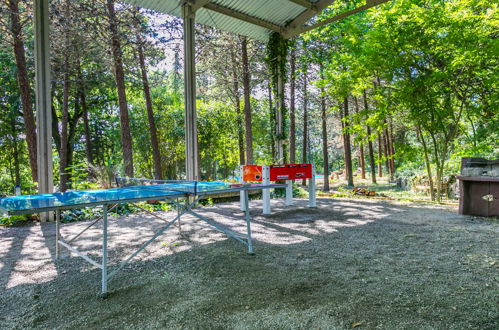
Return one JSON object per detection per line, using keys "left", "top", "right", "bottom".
{"left": 0, "top": 198, "right": 497, "bottom": 329}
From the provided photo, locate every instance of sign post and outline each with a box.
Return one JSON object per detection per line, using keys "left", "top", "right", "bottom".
{"left": 309, "top": 164, "right": 316, "bottom": 207}
{"left": 262, "top": 166, "right": 271, "bottom": 214}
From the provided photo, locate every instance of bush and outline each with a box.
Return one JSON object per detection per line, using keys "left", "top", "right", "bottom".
{"left": 0, "top": 215, "right": 29, "bottom": 226}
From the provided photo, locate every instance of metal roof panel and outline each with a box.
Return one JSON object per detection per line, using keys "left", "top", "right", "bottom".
{"left": 122, "top": 0, "right": 324, "bottom": 41}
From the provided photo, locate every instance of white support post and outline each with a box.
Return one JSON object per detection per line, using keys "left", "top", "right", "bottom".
{"left": 240, "top": 165, "right": 246, "bottom": 211}
{"left": 101, "top": 205, "right": 108, "bottom": 296}
{"left": 243, "top": 189, "right": 254, "bottom": 254}
{"left": 285, "top": 180, "right": 293, "bottom": 206}
{"left": 34, "top": 0, "right": 53, "bottom": 221}
{"left": 55, "top": 210, "right": 60, "bottom": 259}
{"left": 262, "top": 165, "right": 271, "bottom": 214}
{"left": 309, "top": 164, "right": 317, "bottom": 208}
{"left": 183, "top": 4, "right": 199, "bottom": 181}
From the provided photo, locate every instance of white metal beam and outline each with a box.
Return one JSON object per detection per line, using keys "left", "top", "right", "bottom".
{"left": 285, "top": 0, "right": 391, "bottom": 38}
{"left": 282, "top": 0, "right": 335, "bottom": 38}
{"left": 183, "top": 0, "right": 211, "bottom": 16}
{"left": 34, "top": 0, "right": 53, "bottom": 221}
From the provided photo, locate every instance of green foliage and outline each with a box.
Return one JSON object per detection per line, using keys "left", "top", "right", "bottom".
{"left": 266, "top": 32, "right": 290, "bottom": 147}
{"left": 0, "top": 215, "right": 29, "bottom": 226}
{"left": 266, "top": 32, "right": 289, "bottom": 87}
{"left": 305, "top": 0, "right": 498, "bottom": 200}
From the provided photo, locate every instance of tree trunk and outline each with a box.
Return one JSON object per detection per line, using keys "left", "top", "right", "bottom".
{"left": 340, "top": 115, "right": 347, "bottom": 180}
{"left": 67, "top": 98, "right": 84, "bottom": 187}
{"left": 366, "top": 127, "right": 376, "bottom": 183}
{"left": 359, "top": 143, "right": 366, "bottom": 179}
{"left": 353, "top": 96, "right": 365, "bottom": 180}
{"left": 9, "top": 113, "right": 21, "bottom": 186}
{"left": 319, "top": 65, "right": 329, "bottom": 191}
{"left": 383, "top": 130, "right": 391, "bottom": 178}
{"left": 9, "top": 0, "right": 37, "bottom": 182}
{"left": 384, "top": 119, "right": 394, "bottom": 179}
{"left": 107, "top": 0, "right": 134, "bottom": 177}
{"left": 231, "top": 48, "right": 245, "bottom": 165}
{"left": 241, "top": 36, "right": 253, "bottom": 164}
{"left": 59, "top": 53, "right": 70, "bottom": 192}
{"left": 268, "top": 82, "right": 275, "bottom": 162}
{"left": 343, "top": 97, "right": 354, "bottom": 187}
{"left": 77, "top": 63, "right": 93, "bottom": 165}
{"left": 137, "top": 35, "right": 162, "bottom": 179}
{"left": 289, "top": 48, "right": 296, "bottom": 164}
{"left": 59, "top": 0, "right": 71, "bottom": 192}
{"left": 377, "top": 134, "right": 383, "bottom": 177}
{"left": 389, "top": 120, "right": 396, "bottom": 175}
{"left": 363, "top": 90, "right": 376, "bottom": 183}
{"left": 417, "top": 127, "right": 435, "bottom": 201}
{"left": 429, "top": 133, "right": 443, "bottom": 202}
{"left": 302, "top": 72, "right": 308, "bottom": 186}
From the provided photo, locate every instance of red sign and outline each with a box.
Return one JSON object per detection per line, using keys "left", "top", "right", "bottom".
{"left": 242, "top": 164, "right": 313, "bottom": 182}
{"left": 242, "top": 165, "right": 263, "bottom": 182}
{"left": 269, "top": 164, "right": 312, "bottom": 181}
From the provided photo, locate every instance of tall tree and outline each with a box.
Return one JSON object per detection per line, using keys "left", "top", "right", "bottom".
{"left": 353, "top": 96, "right": 365, "bottom": 180}
{"left": 136, "top": 32, "right": 162, "bottom": 179}
{"left": 289, "top": 47, "right": 296, "bottom": 164}
{"left": 319, "top": 64, "right": 329, "bottom": 191}
{"left": 268, "top": 81, "right": 275, "bottom": 161}
{"left": 106, "top": 0, "right": 134, "bottom": 177}
{"left": 230, "top": 46, "right": 245, "bottom": 165}
{"left": 343, "top": 97, "right": 354, "bottom": 187}
{"left": 77, "top": 61, "right": 93, "bottom": 165}
{"left": 377, "top": 134, "right": 383, "bottom": 177}
{"left": 363, "top": 90, "right": 376, "bottom": 183}
{"left": 58, "top": 0, "right": 72, "bottom": 192}
{"left": 8, "top": 0, "right": 37, "bottom": 182}
{"left": 241, "top": 36, "right": 253, "bottom": 164}
{"left": 301, "top": 70, "right": 308, "bottom": 186}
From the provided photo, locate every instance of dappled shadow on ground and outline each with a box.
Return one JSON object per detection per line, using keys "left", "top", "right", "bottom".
{"left": 0, "top": 198, "right": 497, "bottom": 329}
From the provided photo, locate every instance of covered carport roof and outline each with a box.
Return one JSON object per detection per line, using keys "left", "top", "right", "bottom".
{"left": 122, "top": 0, "right": 390, "bottom": 41}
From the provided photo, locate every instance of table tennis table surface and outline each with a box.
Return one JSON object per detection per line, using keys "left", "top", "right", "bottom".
{"left": 0, "top": 181, "right": 284, "bottom": 215}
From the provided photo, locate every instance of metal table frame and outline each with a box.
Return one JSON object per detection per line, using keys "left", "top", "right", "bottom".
{"left": 1, "top": 183, "right": 284, "bottom": 296}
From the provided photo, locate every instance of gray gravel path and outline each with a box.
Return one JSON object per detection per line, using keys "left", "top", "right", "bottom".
{"left": 0, "top": 198, "right": 497, "bottom": 329}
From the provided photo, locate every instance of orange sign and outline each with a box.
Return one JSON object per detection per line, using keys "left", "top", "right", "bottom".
{"left": 242, "top": 165, "right": 263, "bottom": 182}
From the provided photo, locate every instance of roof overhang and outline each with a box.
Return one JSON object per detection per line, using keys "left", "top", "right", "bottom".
{"left": 122, "top": 0, "right": 390, "bottom": 41}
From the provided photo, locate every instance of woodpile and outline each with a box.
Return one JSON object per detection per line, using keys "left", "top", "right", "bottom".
{"left": 352, "top": 187, "right": 376, "bottom": 196}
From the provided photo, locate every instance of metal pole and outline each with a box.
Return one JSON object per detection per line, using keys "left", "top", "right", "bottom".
{"left": 101, "top": 205, "right": 108, "bottom": 296}
{"left": 182, "top": 4, "right": 199, "bottom": 181}
{"left": 176, "top": 197, "right": 182, "bottom": 234}
{"left": 34, "top": 0, "right": 53, "bottom": 221}
{"left": 55, "top": 210, "right": 60, "bottom": 259}
{"left": 309, "top": 164, "right": 317, "bottom": 207}
{"left": 286, "top": 180, "right": 293, "bottom": 206}
{"left": 262, "top": 165, "right": 271, "bottom": 214}
{"left": 243, "top": 189, "right": 254, "bottom": 254}
{"left": 240, "top": 165, "right": 246, "bottom": 211}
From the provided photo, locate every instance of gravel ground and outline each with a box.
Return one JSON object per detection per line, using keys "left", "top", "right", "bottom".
{"left": 0, "top": 197, "right": 497, "bottom": 329}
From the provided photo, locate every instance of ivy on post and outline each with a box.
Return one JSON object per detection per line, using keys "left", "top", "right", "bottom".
{"left": 266, "top": 32, "right": 289, "bottom": 165}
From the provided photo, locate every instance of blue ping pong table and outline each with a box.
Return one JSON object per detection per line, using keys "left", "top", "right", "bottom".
{"left": 0, "top": 179, "right": 286, "bottom": 295}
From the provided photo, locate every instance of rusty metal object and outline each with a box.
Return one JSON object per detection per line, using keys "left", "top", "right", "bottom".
{"left": 457, "top": 157, "right": 499, "bottom": 217}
